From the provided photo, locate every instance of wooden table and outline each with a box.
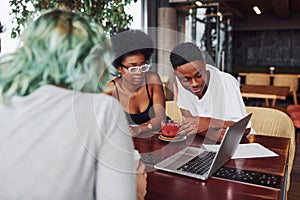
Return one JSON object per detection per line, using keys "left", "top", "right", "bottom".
{"left": 238, "top": 72, "right": 300, "bottom": 78}
{"left": 134, "top": 133, "right": 289, "bottom": 200}
{"left": 240, "top": 84, "right": 290, "bottom": 107}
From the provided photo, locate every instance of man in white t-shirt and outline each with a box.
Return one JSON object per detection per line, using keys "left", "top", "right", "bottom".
{"left": 170, "top": 42, "right": 251, "bottom": 142}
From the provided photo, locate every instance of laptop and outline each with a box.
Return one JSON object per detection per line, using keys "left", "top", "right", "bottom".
{"left": 154, "top": 113, "right": 252, "bottom": 180}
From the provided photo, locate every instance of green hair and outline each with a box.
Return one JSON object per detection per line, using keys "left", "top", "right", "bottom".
{"left": 0, "top": 9, "right": 115, "bottom": 103}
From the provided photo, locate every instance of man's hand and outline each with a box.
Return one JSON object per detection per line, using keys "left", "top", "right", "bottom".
{"left": 205, "top": 128, "right": 227, "bottom": 143}
{"left": 206, "top": 127, "right": 251, "bottom": 143}
{"left": 179, "top": 116, "right": 200, "bottom": 136}
{"left": 179, "top": 115, "right": 249, "bottom": 143}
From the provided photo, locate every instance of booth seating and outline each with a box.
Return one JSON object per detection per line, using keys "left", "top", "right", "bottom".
{"left": 287, "top": 105, "right": 300, "bottom": 135}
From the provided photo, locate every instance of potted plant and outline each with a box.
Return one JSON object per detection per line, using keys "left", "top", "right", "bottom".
{"left": 9, "top": 0, "right": 137, "bottom": 38}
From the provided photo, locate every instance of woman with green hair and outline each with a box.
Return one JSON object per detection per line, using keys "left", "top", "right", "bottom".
{"left": 0, "top": 9, "right": 140, "bottom": 199}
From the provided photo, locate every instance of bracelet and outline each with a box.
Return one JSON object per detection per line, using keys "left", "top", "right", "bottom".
{"left": 147, "top": 122, "right": 153, "bottom": 131}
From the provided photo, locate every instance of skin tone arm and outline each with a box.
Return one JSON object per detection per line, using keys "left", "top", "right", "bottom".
{"left": 180, "top": 109, "right": 250, "bottom": 142}
{"left": 102, "top": 81, "right": 115, "bottom": 96}
{"left": 130, "top": 72, "right": 166, "bottom": 136}
{"left": 136, "top": 161, "right": 147, "bottom": 200}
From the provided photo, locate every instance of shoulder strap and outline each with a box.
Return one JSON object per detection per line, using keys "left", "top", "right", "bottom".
{"left": 112, "top": 80, "right": 120, "bottom": 101}
{"left": 145, "top": 73, "right": 151, "bottom": 100}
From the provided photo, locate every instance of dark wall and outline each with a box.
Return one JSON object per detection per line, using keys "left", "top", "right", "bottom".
{"left": 232, "top": 29, "right": 300, "bottom": 75}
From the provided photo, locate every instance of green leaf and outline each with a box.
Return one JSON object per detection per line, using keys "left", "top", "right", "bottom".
{"left": 9, "top": 0, "right": 136, "bottom": 37}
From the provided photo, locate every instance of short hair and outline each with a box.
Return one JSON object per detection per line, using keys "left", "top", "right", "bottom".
{"left": 0, "top": 9, "right": 114, "bottom": 103}
{"left": 170, "top": 42, "right": 204, "bottom": 70}
{"left": 111, "top": 29, "right": 154, "bottom": 68}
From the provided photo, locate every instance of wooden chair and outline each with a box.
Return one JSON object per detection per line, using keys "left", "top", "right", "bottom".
{"left": 246, "top": 106, "right": 295, "bottom": 191}
{"left": 273, "top": 74, "right": 299, "bottom": 105}
{"left": 245, "top": 73, "right": 271, "bottom": 106}
{"left": 165, "top": 100, "right": 182, "bottom": 122}
{"left": 245, "top": 73, "right": 271, "bottom": 86}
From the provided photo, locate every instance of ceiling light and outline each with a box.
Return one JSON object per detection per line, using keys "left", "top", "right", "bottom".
{"left": 253, "top": 6, "right": 261, "bottom": 15}
{"left": 195, "top": 1, "right": 203, "bottom": 7}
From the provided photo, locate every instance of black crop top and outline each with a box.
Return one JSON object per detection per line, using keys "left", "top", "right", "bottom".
{"left": 112, "top": 76, "right": 154, "bottom": 125}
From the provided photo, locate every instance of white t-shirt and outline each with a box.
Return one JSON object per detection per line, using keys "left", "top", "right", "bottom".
{"left": 177, "top": 65, "right": 249, "bottom": 123}
{"left": 0, "top": 85, "right": 136, "bottom": 200}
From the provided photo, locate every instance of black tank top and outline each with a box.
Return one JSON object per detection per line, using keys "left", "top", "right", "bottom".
{"left": 112, "top": 75, "right": 154, "bottom": 125}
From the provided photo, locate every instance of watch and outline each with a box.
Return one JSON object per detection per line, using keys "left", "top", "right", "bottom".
{"left": 147, "top": 123, "right": 153, "bottom": 131}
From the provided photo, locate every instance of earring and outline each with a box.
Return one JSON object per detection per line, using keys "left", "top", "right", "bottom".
{"left": 117, "top": 71, "right": 122, "bottom": 77}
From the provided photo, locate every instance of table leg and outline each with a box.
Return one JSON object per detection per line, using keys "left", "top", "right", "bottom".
{"left": 265, "top": 98, "right": 269, "bottom": 107}
{"left": 293, "top": 91, "right": 298, "bottom": 105}
{"left": 272, "top": 99, "right": 276, "bottom": 107}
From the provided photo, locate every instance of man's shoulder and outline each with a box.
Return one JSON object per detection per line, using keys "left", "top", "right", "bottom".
{"left": 207, "top": 66, "right": 237, "bottom": 82}
{"left": 206, "top": 66, "right": 238, "bottom": 89}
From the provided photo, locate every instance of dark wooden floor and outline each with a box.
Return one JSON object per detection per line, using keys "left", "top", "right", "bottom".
{"left": 288, "top": 133, "right": 300, "bottom": 200}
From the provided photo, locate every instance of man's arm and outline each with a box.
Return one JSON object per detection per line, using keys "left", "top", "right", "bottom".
{"left": 180, "top": 108, "right": 235, "bottom": 133}
{"left": 180, "top": 108, "right": 251, "bottom": 142}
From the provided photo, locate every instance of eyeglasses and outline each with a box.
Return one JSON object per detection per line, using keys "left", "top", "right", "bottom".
{"left": 120, "top": 64, "right": 151, "bottom": 74}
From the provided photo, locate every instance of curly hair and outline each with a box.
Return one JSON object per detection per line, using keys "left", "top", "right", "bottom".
{"left": 0, "top": 9, "right": 115, "bottom": 103}
{"left": 110, "top": 29, "right": 154, "bottom": 69}
{"left": 170, "top": 42, "right": 204, "bottom": 70}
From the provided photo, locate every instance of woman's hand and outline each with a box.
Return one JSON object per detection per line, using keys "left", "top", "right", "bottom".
{"left": 129, "top": 126, "right": 143, "bottom": 137}
{"left": 129, "top": 126, "right": 139, "bottom": 137}
{"left": 136, "top": 161, "right": 147, "bottom": 200}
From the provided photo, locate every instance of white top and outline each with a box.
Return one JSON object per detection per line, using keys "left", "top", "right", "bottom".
{"left": 0, "top": 85, "right": 136, "bottom": 200}
{"left": 177, "top": 65, "right": 250, "bottom": 124}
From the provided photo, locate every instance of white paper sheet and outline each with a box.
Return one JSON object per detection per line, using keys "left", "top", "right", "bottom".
{"left": 232, "top": 143, "right": 278, "bottom": 159}
{"left": 202, "top": 143, "right": 278, "bottom": 159}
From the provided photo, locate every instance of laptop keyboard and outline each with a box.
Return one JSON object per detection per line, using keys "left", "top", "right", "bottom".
{"left": 213, "top": 166, "right": 282, "bottom": 189}
{"left": 177, "top": 151, "right": 216, "bottom": 175}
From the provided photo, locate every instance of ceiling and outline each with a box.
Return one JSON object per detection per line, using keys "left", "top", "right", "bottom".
{"left": 169, "top": 0, "right": 300, "bottom": 31}
{"left": 218, "top": 0, "right": 300, "bottom": 21}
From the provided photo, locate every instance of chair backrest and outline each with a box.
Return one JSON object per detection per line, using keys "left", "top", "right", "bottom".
{"left": 273, "top": 74, "right": 299, "bottom": 92}
{"left": 246, "top": 106, "right": 295, "bottom": 191}
{"left": 273, "top": 74, "right": 299, "bottom": 105}
{"left": 166, "top": 101, "right": 182, "bottom": 122}
{"left": 245, "top": 73, "right": 270, "bottom": 86}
